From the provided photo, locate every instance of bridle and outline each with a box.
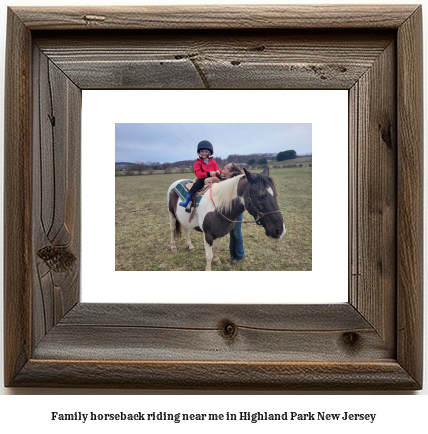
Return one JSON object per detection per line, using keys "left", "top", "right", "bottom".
{"left": 209, "top": 176, "right": 281, "bottom": 224}
{"left": 246, "top": 196, "right": 282, "bottom": 225}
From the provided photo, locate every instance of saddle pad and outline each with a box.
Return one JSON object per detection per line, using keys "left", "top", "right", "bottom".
{"left": 173, "top": 180, "right": 204, "bottom": 207}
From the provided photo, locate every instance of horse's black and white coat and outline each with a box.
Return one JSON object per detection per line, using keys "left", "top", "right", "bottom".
{"left": 167, "top": 168, "right": 286, "bottom": 270}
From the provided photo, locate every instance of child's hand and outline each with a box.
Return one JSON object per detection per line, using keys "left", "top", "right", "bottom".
{"left": 216, "top": 170, "right": 221, "bottom": 176}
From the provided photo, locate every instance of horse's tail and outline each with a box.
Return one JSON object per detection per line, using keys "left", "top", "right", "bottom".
{"left": 174, "top": 219, "right": 182, "bottom": 241}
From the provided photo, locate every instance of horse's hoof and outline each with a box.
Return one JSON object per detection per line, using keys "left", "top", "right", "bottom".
{"left": 189, "top": 246, "right": 195, "bottom": 252}
{"left": 213, "top": 259, "right": 221, "bottom": 266}
{"left": 171, "top": 247, "right": 177, "bottom": 253}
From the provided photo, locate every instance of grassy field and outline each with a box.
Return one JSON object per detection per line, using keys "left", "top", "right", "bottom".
{"left": 268, "top": 156, "right": 312, "bottom": 165}
{"left": 116, "top": 167, "right": 311, "bottom": 271}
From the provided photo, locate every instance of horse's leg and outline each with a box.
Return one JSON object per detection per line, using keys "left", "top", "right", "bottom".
{"left": 184, "top": 227, "right": 195, "bottom": 251}
{"left": 169, "top": 213, "right": 177, "bottom": 253}
{"left": 203, "top": 238, "right": 213, "bottom": 271}
{"left": 212, "top": 238, "right": 222, "bottom": 266}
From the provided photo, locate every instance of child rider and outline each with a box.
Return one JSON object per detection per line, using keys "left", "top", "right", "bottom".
{"left": 179, "top": 140, "right": 222, "bottom": 207}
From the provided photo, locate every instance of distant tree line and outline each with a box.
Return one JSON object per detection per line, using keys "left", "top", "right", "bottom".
{"left": 247, "top": 157, "right": 268, "bottom": 166}
{"left": 116, "top": 150, "right": 305, "bottom": 174}
{"left": 226, "top": 153, "right": 277, "bottom": 165}
{"left": 153, "top": 152, "right": 278, "bottom": 168}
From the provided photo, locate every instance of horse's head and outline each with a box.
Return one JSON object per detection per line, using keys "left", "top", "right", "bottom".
{"left": 243, "top": 167, "right": 286, "bottom": 239}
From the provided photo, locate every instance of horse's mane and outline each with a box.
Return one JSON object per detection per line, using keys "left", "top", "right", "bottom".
{"left": 211, "top": 174, "right": 245, "bottom": 213}
{"left": 210, "top": 172, "right": 276, "bottom": 213}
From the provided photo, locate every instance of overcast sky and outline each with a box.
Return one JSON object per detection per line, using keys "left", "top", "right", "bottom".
{"left": 115, "top": 123, "right": 312, "bottom": 164}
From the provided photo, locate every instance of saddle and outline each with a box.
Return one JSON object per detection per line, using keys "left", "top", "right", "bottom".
{"left": 173, "top": 177, "right": 221, "bottom": 221}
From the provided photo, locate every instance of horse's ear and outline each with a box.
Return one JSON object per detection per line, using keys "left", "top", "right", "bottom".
{"left": 243, "top": 167, "right": 255, "bottom": 183}
{"left": 261, "top": 167, "right": 270, "bottom": 177}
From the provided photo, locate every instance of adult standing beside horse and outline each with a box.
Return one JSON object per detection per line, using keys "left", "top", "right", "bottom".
{"left": 223, "top": 163, "right": 246, "bottom": 264}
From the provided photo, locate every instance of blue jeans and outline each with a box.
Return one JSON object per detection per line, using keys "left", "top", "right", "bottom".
{"left": 229, "top": 215, "right": 245, "bottom": 261}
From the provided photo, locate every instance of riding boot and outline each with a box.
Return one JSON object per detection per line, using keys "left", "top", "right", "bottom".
{"left": 179, "top": 192, "right": 193, "bottom": 207}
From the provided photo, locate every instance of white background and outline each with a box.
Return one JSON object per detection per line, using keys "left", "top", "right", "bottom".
{"left": 0, "top": 0, "right": 427, "bottom": 431}
{"left": 82, "top": 89, "right": 348, "bottom": 303}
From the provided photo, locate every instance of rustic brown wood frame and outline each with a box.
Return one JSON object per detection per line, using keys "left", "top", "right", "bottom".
{"left": 4, "top": 5, "right": 423, "bottom": 390}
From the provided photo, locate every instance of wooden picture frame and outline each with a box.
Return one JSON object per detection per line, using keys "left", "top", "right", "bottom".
{"left": 4, "top": 5, "right": 423, "bottom": 390}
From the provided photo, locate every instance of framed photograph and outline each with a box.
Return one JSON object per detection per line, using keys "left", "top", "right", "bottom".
{"left": 4, "top": 5, "right": 423, "bottom": 389}
{"left": 83, "top": 91, "right": 347, "bottom": 304}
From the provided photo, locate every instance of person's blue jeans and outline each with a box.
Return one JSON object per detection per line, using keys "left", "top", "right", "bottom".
{"left": 229, "top": 214, "right": 245, "bottom": 261}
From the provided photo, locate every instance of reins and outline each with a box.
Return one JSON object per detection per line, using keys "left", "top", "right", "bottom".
{"left": 209, "top": 176, "right": 281, "bottom": 224}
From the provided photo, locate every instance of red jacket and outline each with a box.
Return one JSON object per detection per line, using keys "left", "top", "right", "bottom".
{"left": 193, "top": 157, "right": 222, "bottom": 180}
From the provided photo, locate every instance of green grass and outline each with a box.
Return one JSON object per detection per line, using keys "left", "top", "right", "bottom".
{"left": 116, "top": 167, "right": 311, "bottom": 271}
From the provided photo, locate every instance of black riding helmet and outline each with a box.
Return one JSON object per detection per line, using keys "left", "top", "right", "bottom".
{"left": 197, "top": 140, "right": 213, "bottom": 156}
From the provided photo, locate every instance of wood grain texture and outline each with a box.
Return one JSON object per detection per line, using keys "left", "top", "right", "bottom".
{"left": 349, "top": 40, "right": 396, "bottom": 350}
{"left": 396, "top": 6, "right": 424, "bottom": 386}
{"left": 32, "top": 46, "right": 81, "bottom": 348}
{"left": 4, "top": 5, "right": 423, "bottom": 390}
{"left": 12, "top": 360, "right": 419, "bottom": 390}
{"left": 11, "top": 5, "right": 419, "bottom": 30}
{"left": 60, "top": 303, "right": 369, "bottom": 329}
{"left": 3, "top": 8, "right": 32, "bottom": 388}
{"left": 34, "top": 31, "right": 393, "bottom": 90}
{"left": 32, "top": 304, "right": 391, "bottom": 362}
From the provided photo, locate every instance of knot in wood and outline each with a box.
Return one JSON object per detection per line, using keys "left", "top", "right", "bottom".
{"left": 378, "top": 122, "right": 393, "bottom": 149}
{"left": 83, "top": 15, "right": 106, "bottom": 23}
{"left": 341, "top": 332, "right": 361, "bottom": 350}
{"left": 219, "top": 320, "right": 238, "bottom": 340}
{"left": 248, "top": 44, "right": 266, "bottom": 52}
{"left": 37, "top": 245, "right": 76, "bottom": 272}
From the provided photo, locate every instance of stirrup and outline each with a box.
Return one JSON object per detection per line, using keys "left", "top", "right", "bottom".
{"left": 185, "top": 200, "right": 193, "bottom": 213}
{"left": 179, "top": 193, "right": 192, "bottom": 207}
